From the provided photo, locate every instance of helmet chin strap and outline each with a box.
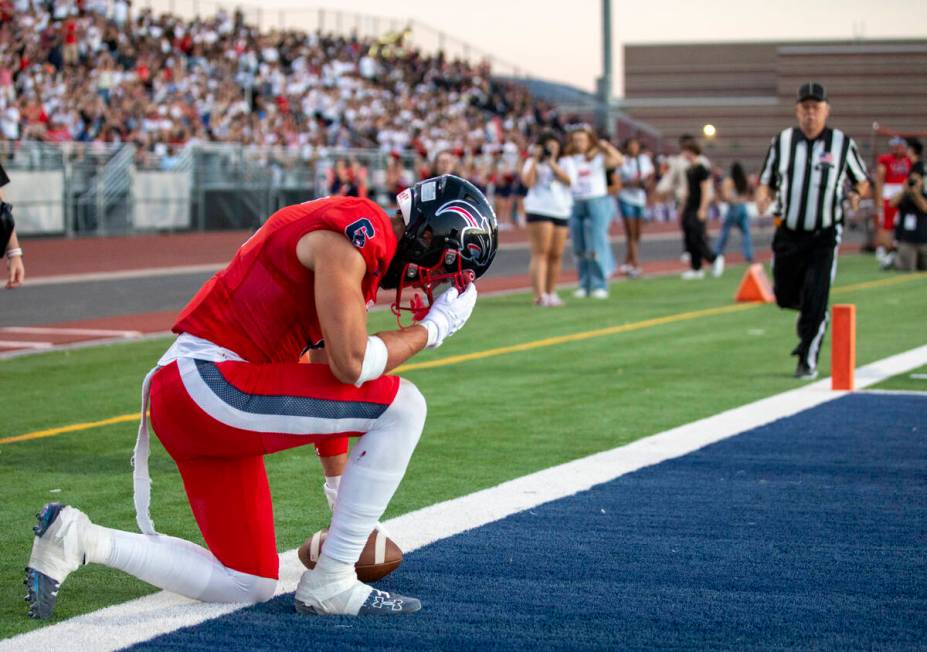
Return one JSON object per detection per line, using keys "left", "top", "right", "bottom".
{"left": 390, "top": 249, "right": 475, "bottom": 327}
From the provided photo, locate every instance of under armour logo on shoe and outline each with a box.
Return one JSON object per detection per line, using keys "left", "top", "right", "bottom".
{"left": 370, "top": 590, "right": 404, "bottom": 612}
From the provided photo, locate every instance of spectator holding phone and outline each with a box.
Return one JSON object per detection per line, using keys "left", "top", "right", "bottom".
{"left": 521, "top": 131, "right": 572, "bottom": 306}
{"left": 560, "top": 124, "right": 623, "bottom": 299}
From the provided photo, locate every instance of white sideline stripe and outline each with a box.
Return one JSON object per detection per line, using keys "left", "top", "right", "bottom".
{"left": 3, "top": 345, "right": 927, "bottom": 652}
{"left": 25, "top": 264, "right": 225, "bottom": 287}
{"left": 0, "top": 340, "right": 53, "bottom": 349}
{"left": 1, "top": 327, "right": 143, "bottom": 337}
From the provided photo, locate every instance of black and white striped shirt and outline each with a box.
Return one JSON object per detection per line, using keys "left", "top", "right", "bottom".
{"left": 759, "top": 127, "right": 868, "bottom": 231}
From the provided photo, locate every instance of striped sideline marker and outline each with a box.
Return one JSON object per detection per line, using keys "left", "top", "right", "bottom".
{"left": 2, "top": 344, "right": 926, "bottom": 652}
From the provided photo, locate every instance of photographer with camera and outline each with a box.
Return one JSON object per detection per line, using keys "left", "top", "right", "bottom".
{"left": 521, "top": 131, "right": 572, "bottom": 306}
{"left": 889, "top": 166, "right": 927, "bottom": 271}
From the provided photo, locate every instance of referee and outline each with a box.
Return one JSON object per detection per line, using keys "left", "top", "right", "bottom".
{"left": 757, "top": 82, "right": 869, "bottom": 379}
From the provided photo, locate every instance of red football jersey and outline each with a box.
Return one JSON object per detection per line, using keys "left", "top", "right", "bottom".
{"left": 174, "top": 197, "right": 397, "bottom": 363}
{"left": 879, "top": 153, "right": 912, "bottom": 185}
{"left": 879, "top": 154, "right": 913, "bottom": 228}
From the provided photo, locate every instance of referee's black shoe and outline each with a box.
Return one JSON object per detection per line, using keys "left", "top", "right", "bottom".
{"left": 794, "top": 360, "right": 818, "bottom": 380}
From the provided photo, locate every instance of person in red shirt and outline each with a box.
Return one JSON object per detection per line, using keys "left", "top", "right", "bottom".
{"left": 875, "top": 136, "right": 912, "bottom": 268}
{"left": 25, "top": 175, "right": 498, "bottom": 618}
{"left": 62, "top": 17, "right": 79, "bottom": 66}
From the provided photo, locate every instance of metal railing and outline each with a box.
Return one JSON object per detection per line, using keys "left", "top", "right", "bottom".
{"left": 3, "top": 141, "right": 421, "bottom": 236}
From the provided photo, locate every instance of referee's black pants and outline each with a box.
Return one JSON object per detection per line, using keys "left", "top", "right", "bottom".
{"left": 771, "top": 225, "right": 841, "bottom": 370}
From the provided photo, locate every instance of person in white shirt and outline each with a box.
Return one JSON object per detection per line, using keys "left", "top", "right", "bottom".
{"left": 560, "top": 124, "right": 623, "bottom": 299}
{"left": 521, "top": 131, "right": 572, "bottom": 306}
{"left": 616, "top": 137, "right": 654, "bottom": 277}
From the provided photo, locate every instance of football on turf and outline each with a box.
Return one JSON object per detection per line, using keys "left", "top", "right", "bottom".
{"left": 298, "top": 528, "right": 403, "bottom": 582}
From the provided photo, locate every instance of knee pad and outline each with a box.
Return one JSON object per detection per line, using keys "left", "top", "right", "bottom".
{"left": 385, "top": 378, "right": 427, "bottom": 440}
{"left": 228, "top": 569, "right": 277, "bottom": 603}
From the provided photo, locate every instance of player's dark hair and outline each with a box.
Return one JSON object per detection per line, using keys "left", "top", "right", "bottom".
{"left": 536, "top": 130, "right": 561, "bottom": 149}
{"left": 906, "top": 137, "right": 923, "bottom": 157}
{"left": 682, "top": 140, "right": 702, "bottom": 156}
{"left": 730, "top": 162, "right": 749, "bottom": 196}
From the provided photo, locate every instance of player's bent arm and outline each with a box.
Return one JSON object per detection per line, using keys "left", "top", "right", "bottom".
{"left": 875, "top": 164, "right": 886, "bottom": 204}
{"left": 297, "top": 231, "right": 426, "bottom": 385}
{"left": 854, "top": 179, "right": 871, "bottom": 200}
{"left": 888, "top": 190, "right": 903, "bottom": 209}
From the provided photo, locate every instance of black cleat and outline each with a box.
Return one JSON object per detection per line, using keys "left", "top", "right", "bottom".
{"left": 25, "top": 567, "right": 61, "bottom": 619}
{"left": 24, "top": 503, "right": 91, "bottom": 620}
{"left": 356, "top": 589, "right": 422, "bottom": 615}
{"left": 794, "top": 360, "right": 818, "bottom": 380}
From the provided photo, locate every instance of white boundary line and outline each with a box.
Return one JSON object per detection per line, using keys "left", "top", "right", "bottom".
{"left": 0, "top": 340, "right": 53, "bottom": 350}
{"left": 24, "top": 264, "right": 225, "bottom": 287}
{"left": 1, "top": 327, "right": 142, "bottom": 337}
{"left": 4, "top": 344, "right": 926, "bottom": 652}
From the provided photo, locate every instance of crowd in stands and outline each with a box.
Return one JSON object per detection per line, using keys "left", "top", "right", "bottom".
{"left": 0, "top": 0, "right": 563, "bottom": 176}
{"left": 13, "top": 2, "right": 912, "bottom": 282}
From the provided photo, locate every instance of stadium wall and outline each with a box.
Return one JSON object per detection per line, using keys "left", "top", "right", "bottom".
{"left": 620, "top": 40, "right": 927, "bottom": 173}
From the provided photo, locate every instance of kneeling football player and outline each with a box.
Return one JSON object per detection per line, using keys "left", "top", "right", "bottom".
{"left": 24, "top": 175, "right": 497, "bottom": 618}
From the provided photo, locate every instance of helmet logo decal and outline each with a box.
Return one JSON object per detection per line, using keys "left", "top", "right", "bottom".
{"left": 435, "top": 200, "right": 493, "bottom": 266}
{"left": 436, "top": 201, "right": 489, "bottom": 231}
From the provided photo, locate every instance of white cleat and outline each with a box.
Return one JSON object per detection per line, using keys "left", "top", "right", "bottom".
{"left": 25, "top": 503, "right": 91, "bottom": 619}
{"left": 294, "top": 571, "right": 421, "bottom": 616}
{"left": 681, "top": 269, "right": 705, "bottom": 280}
{"left": 712, "top": 254, "right": 726, "bottom": 278}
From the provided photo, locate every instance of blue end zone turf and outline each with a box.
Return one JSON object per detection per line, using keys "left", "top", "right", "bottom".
{"left": 130, "top": 393, "right": 927, "bottom": 650}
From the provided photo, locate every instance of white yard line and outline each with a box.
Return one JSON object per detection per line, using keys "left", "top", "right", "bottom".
{"left": 24, "top": 263, "right": 225, "bottom": 287}
{"left": 1, "top": 327, "right": 142, "bottom": 337}
{"left": 0, "top": 340, "right": 53, "bottom": 350}
{"left": 4, "top": 344, "right": 926, "bottom": 651}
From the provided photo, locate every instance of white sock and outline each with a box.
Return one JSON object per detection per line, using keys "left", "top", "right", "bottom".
{"left": 88, "top": 524, "right": 276, "bottom": 603}
{"left": 323, "top": 379, "right": 426, "bottom": 564}
{"left": 323, "top": 475, "right": 341, "bottom": 512}
{"left": 295, "top": 553, "right": 371, "bottom": 614}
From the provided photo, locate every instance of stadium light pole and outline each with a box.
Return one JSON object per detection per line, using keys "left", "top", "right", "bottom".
{"left": 597, "top": 0, "right": 615, "bottom": 138}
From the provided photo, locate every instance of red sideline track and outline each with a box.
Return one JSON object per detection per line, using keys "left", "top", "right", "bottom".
{"left": 20, "top": 220, "right": 700, "bottom": 280}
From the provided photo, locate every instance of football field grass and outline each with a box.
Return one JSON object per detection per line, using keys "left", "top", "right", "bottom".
{"left": 870, "top": 364, "right": 927, "bottom": 392}
{"left": 0, "top": 255, "right": 925, "bottom": 639}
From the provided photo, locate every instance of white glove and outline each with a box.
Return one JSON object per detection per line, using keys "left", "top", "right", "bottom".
{"left": 419, "top": 283, "right": 478, "bottom": 349}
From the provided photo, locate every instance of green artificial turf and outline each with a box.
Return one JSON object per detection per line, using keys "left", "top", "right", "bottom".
{"left": 868, "top": 364, "right": 927, "bottom": 392}
{"left": 1, "top": 255, "right": 925, "bottom": 638}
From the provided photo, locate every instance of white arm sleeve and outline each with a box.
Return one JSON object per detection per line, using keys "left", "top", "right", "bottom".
{"left": 354, "top": 335, "right": 388, "bottom": 387}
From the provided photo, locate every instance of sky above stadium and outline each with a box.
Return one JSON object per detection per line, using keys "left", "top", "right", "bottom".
{"left": 158, "top": 0, "right": 925, "bottom": 95}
